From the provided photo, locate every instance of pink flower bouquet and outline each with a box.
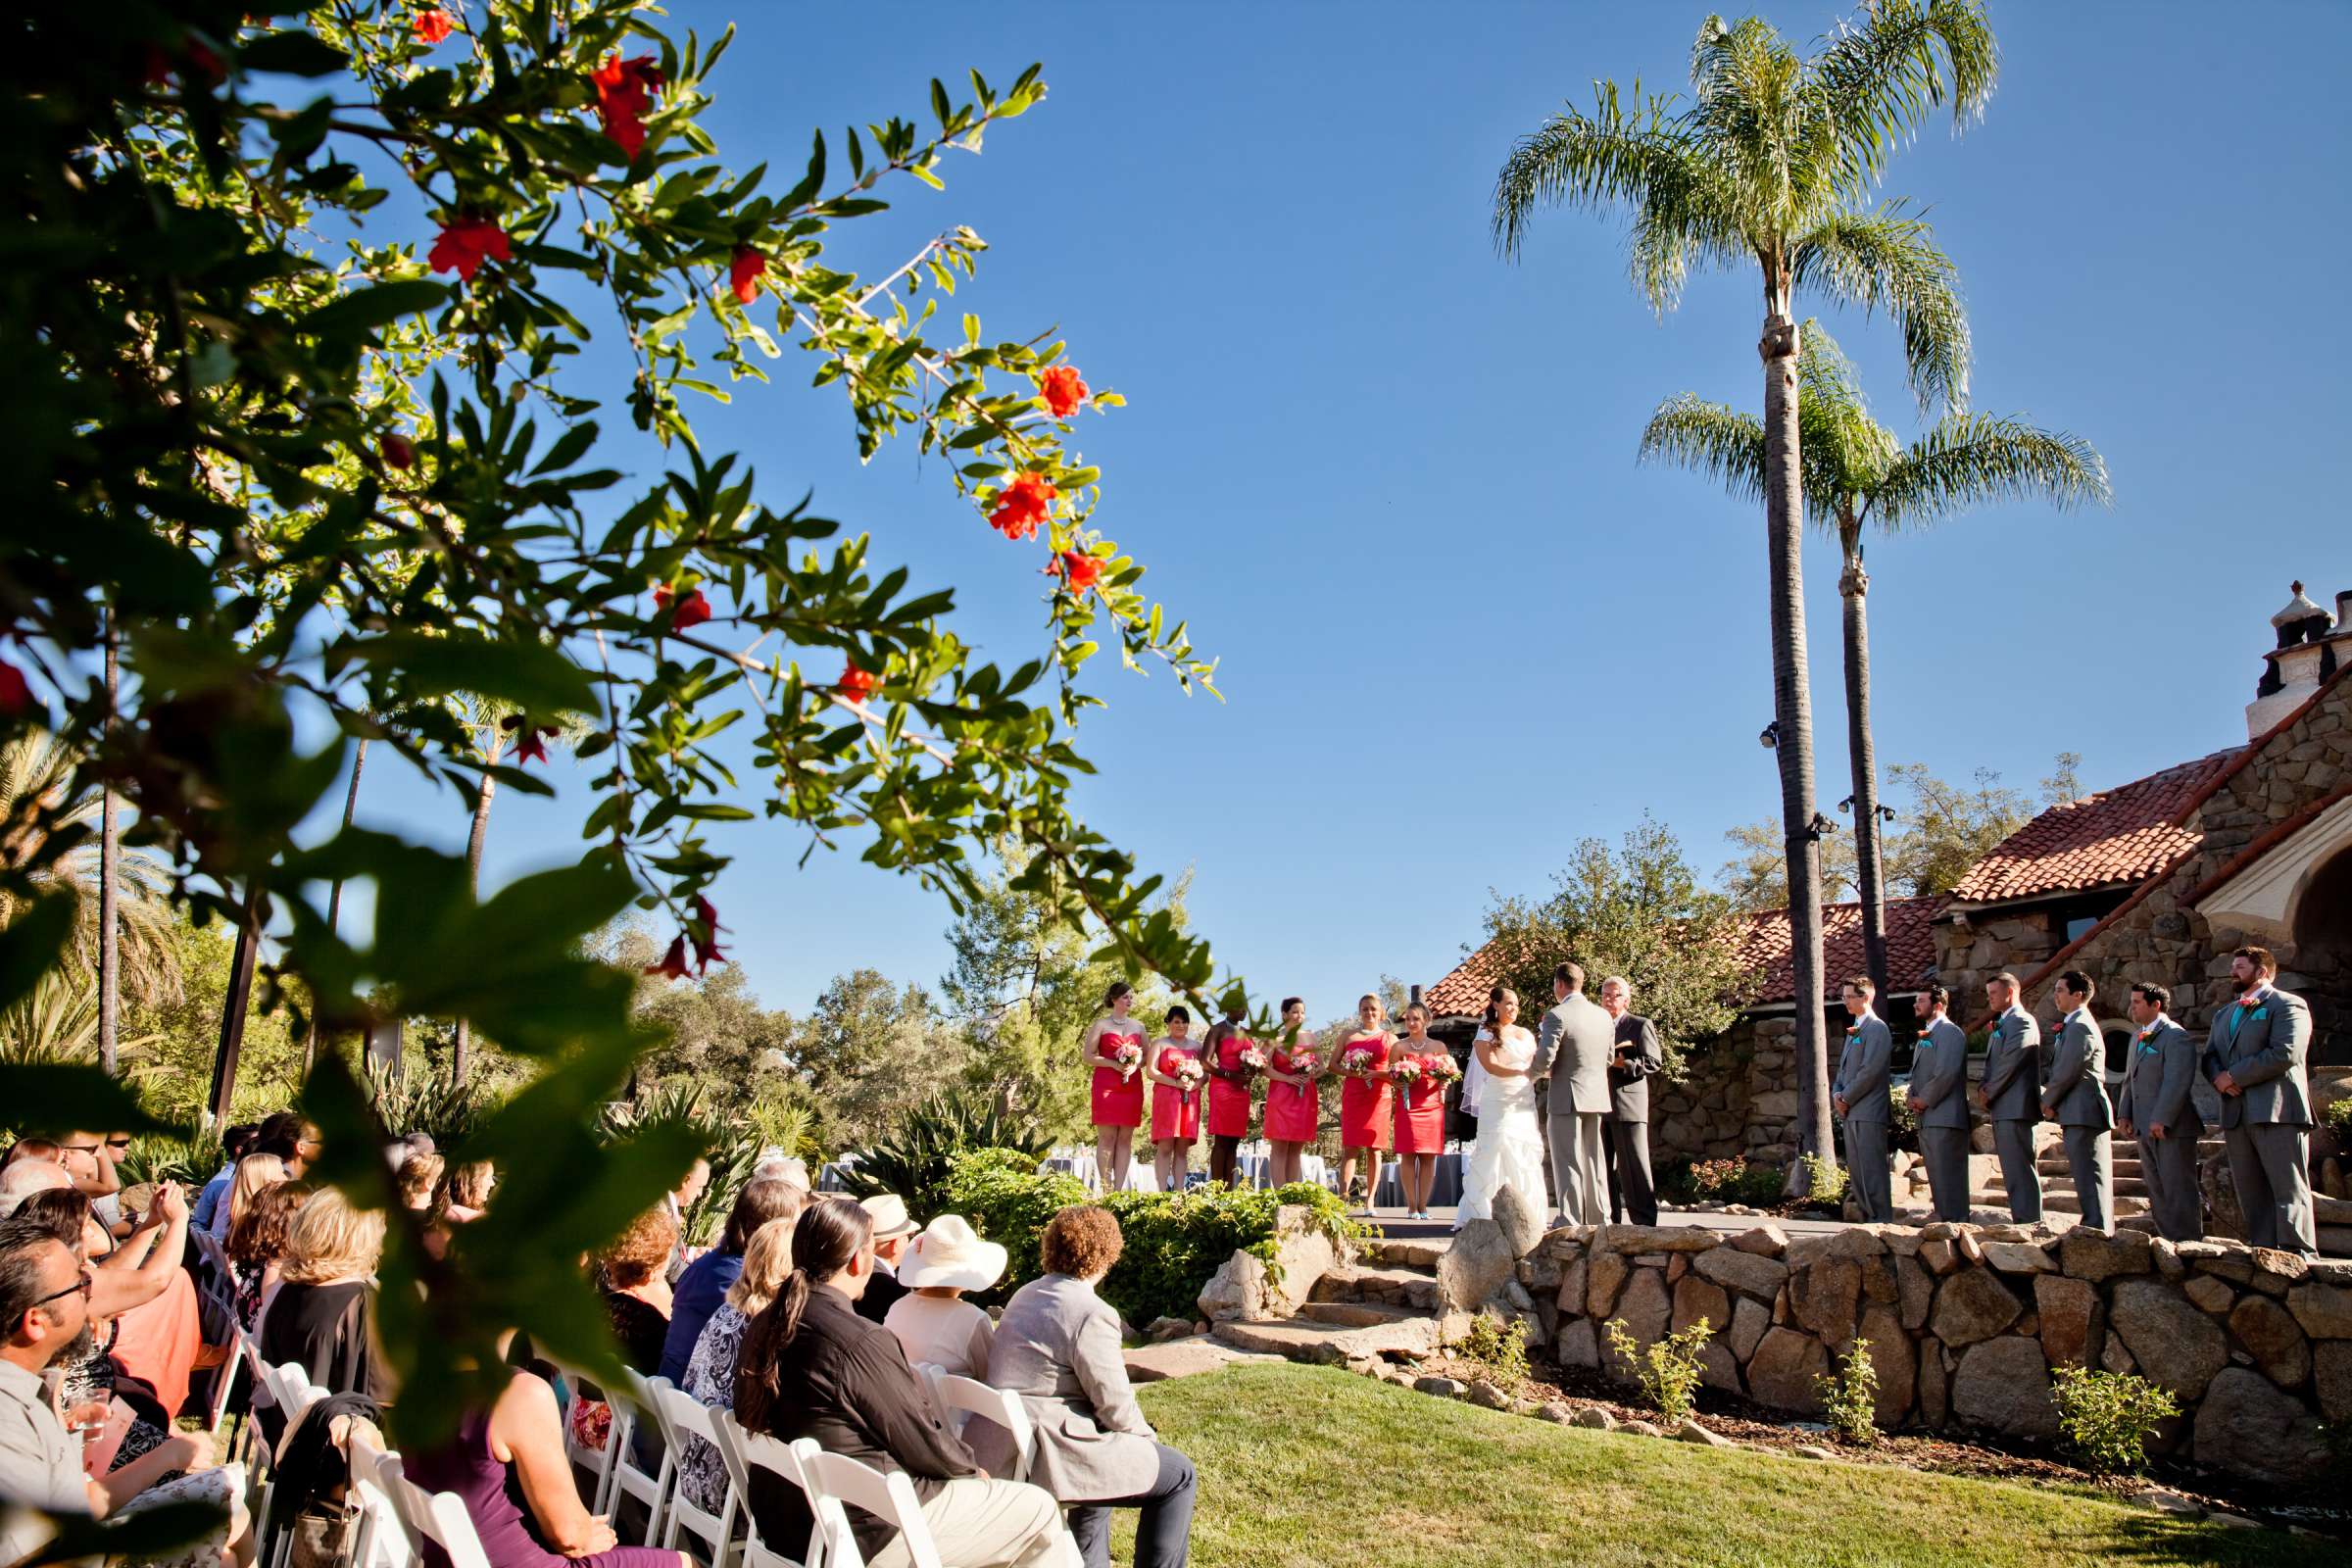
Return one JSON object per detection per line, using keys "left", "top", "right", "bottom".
{"left": 1389, "top": 1057, "right": 1423, "bottom": 1089}
{"left": 1340, "top": 1046, "right": 1380, "bottom": 1078}
{"left": 1112, "top": 1040, "right": 1144, "bottom": 1080}
{"left": 1420, "top": 1053, "right": 1462, "bottom": 1083}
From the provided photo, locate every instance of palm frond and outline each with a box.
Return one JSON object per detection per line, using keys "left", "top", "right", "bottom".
{"left": 1870, "top": 414, "right": 2112, "bottom": 531}
{"left": 1792, "top": 321, "right": 1899, "bottom": 519}
{"left": 1638, "top": 394, "right": 1768, "bottom": 505}
{"left": 1806, "top": 0, "right": 2000, "bottom": 195}
{"left": 1791, "top": 202, "right": 1970, "bottom": 414}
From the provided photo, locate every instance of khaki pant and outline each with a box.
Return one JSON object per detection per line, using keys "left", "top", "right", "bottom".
{"left": 869, "top": 1476, "right": 1080, "bottom": 1568}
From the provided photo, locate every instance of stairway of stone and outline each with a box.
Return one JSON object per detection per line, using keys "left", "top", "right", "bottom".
{"left": 1983, "top": 1145, "right": 2154, "bottom": 1219}
{"left": 1209, "top": 1235, "right": 1457, "bottom": 1367}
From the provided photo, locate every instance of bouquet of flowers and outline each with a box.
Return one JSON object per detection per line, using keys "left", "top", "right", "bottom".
{"left": 1236, "top": 1045, "right": 1269, "bottom": 1075}
{"left": 1167, "top": 1052, "right": 1206, "bottom": 1093}
{"left": 1284, "top": 1049, "right": 1320, "bottom": 1079}
{"left": 1340, "top": 1045, "right": 1381, "bottom": 1079}
{"left": 1389, "top": 1056, "right": 1423, "bottom": 1090}
{"left": 1420, "top": 1052, "right": 1462, "bottom": 1084}
{"left": 1111, "top": 1040, "right": 1145, "bottom": 1080}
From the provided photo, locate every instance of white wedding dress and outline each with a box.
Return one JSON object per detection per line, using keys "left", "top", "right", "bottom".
{"left": 1456, "top": 1024, "right": 1545, "bottom": 1229}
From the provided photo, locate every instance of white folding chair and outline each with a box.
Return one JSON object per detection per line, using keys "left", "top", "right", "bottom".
{"left": 653, "top": 1386, "right": 741, "bottom": 1568}
{"left": 350, "top": 1435, "right": 493, "bottom": 1568}
{"left": 547, "top": 1359, "right": 622, "bottom": 1521}
{"left": 341, "top": 1431, "right": 414, "bottom": 1568}
{"left": 256, "top": 1374, "right": 327, "bottom": 1568}
{"left": 601, "top": 1369, "right": 676, "bottom": 1544}
{"left": 929, "top": 1375, "right": 1036, "bottom": 1485}
{"left": 713, "top": 1414, "right": 817, "bottom": 1568}
{"left": 796, "top": 1442, "right": 937, "bottom": 1568}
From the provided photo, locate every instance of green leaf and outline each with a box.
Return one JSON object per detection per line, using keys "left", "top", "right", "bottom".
{"left": 529, "top": 420, "right": 600, "bottom": 476}
{"left": 239, "top": 31, "right": 351, "bottom": 77}
{"left": 326, "top": 633, "right": 600, "bottom": 718}
{"left": 301, "top": 280, "right": 451, "bottom": 341}
{"left": 0, "top": 892, "right": 74, "bottom": 1013}
{"left": 0, "top": 1066, "right": 184, "bottom": 1138}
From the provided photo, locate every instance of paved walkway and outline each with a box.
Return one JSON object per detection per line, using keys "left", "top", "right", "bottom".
{"left": 1369, "top": 1205, "right": 1863, "bottom": 1241}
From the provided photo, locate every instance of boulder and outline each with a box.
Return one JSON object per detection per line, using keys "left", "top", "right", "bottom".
{"left": 1694, "top": 1246, "right": 1788, "bottom": 1301}
{"left": 2110, "top": 1279, "right": 2230, "bottom": 1399}
{"left": 1147, "top": 1316, "right": 1195, "bottom": 1344}
{"left": 1554, "top": 1316, "right": 1598, "bottom": 1369}
{"left": 2248, "top": 1248, "right": 2311, "bottom": 1297}
{"left": 1789, "top": 1258, "right": 1862, "bottom": 1343}
{"left": 1894, "top": 1254, "right": 1934, "bottom": 1333}
{"left": 1918, "top": 1337, "right": 1949, "bottom": 1427}
{"left": 1857, "top": 1303, "right": 1914, "bottom": 1425}
{"left": 1671, "top": 1274, "right": 1731, "bottom": 1338}
{"left": 1198, "top": 1250, "right": 1274, "bottom": 1322}
{"left": 1602, "top": 1269, "right": 1673, "bottom": 1379}
{"left": 1727, "top": 1296, "right": 1771, "bottom": 1362}
{"left": 1980, "top": 1241, "right": 2056, "bottom": 1274}
{"left": 2181, "top": 1275, "right": 2236, "bottom": 1315}
{"left": 2190, "top": 1368, "right": 2330, "bottom": 1484}
{"left": 2227, "top": 1296, "right": 2311, "bottom": 1387}
{"left": 2058, "top": 1226, "right": 2154, "bottom": 1283}
{"left": 2314, "top": 1342, "right": 2352, "bottom": 1424}
{"left": 2102, "top": 1331, "right": 2135, "bottom": 1374}
{"left": 1466, "top": 1380, "right": 1513, "bottom": 1410}
{"left": 1793, "top": 1444, "right": 1838, "bottom": 1460}
{"left": 1439, "top": 1218, "right": 1519, "bottom": 1313}
{"left": 1785, "top": 1229, "right": 1886, "bottom": 1266}
{"left": 2288, "top": 1282, "right": 2352, "bottom": 1340}
{"left": 1951, "top": 1337, "right": 2058, "bottom": 1440}
{"left": 1930, "top": 1269, "right": 2023, "bottom": 1347}
{"left": 1620, "top": 1419, "right": 1663, "bottom": 1438}
{"left": 1587, "top": 1250, "right": 1631, "bottom": 1319}
{"left": 1492, "top": 1182, "right": 1546, "bottom": 1260}
{"left": 1597, "top": 1224, "right": 1726, "bottom": 1254}
{"left": 1536, "top": 1402, "right": 1576, "bottom": 1424}
{"left": 1697, "top": 1338, "right": 1742, "bottom": 1395}
{"left": 1730, "top": 1224, "right": 1789, "bottom": 1256}
{"left": 1555, "top": 1256, "right": 1588, "bottom": 1314}
{"left": 1413, "top": 1375, "right": 1467, "bottom": 1396}
{"left": 2034, "top": 1275, "right": 2103, "bottom": 1369}
{"left": 1745, "top": 1327, "right": 1829, "bottom": 1415}
{"left": 1672, "top": 1418, "right": 1734, "bottom": 1447}
{"left": 1569, "top": 1405, "right": 1616, "bottom": 1431}
{"left": 1264, "top": 1205, "right": 1341, "bottom": 1311}
{"left": 1919, "top": 1238, "right": 1959, "bottom": 1275}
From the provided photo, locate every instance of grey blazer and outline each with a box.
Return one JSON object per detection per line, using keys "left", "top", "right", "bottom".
{"left": 1606, "top": 1014, "right": 1662, "bottom": 1123}
{"left": 973, "top": 1273, "right": 1159, "bottom": 1503}
{"left": 2043, "top": 1008, "right": 2114, "bottom": 1128}
{"left": 2202, "top": 986, "right": 2314, "bottom": 1130}
{"left": 1979, "top": 1005, "right": 2042, "bottom": 1121}
{"left": 2116, "top": 1018, "right": 2201, "bottom": 1135}
{"left": 1834, "top": 1015, "right": 1894, "bottom": 1125}
{"left": 1908, "top": 1016, "right": 1971, "bottom": 1130}
{"left": 1531, "top": 992, "right": 1614, "bottom": 1115}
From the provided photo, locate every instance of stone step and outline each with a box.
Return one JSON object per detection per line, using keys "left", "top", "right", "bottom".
{"left": 1211, "top": 1312, "right": 1443, "bottom": 1366}
{"left": 2034, "top": 1157, "right": 2145, "bottom": 1178}
{"left": 1299, "top": 1300, "right": 1429, "bottom": 1330}
{"left": 2044, "top": 1193, "right": 2151, "bottom": 1216}
{"left": 1310, "top": 1263, "right": 1442, "bottom": 1311}
{"left": 1991, "top": 1173, "right": 2150, "bottom": 1199}
{"left": 1370, "top": 1237, "right": 1451, "bottom": 1270}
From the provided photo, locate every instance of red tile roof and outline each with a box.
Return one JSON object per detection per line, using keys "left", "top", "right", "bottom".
{"left": 1945, "top": 751, "right": 2240, "bottom": 905}
{"left": 1422, "top": 941, "right": 1508, "bottom": 1020}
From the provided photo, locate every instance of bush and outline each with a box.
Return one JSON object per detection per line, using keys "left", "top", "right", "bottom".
{"left": 1602, "top": 1317, "right": 1713, "bottom": 1424}
{"left": 1814, "top": 1339, "right": 1880, "bottom": 1445}
{"left": 2050, "top": 1366, "right": 2179, "bottom": 1475}
{"left": 1452, "top": 1314, "right": 1530, "bottom": 1390}
{"left": 2323, "top": 1096, "right": 2352, "bottom": 1136}
{"left": 844, "top": 1093, "right": 1053, "bottom": 1224}
{"left": 1795, "top": 1152, "right": 1846, "bottom": 1209}
{"left": 1886, "top": 1082, "right": 1920, "bottom": 1150}
{"left": 1669, "top": 1157, "right": 1787, "bottom": 1207}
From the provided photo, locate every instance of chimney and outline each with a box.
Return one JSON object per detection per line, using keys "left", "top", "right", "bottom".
{"left": 2247, "top": 580, "right": 2339, "bottom": 739}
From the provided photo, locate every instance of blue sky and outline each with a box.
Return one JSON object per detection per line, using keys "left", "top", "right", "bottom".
{"left": 334, "top": 1, "right": 2351, "bottom": 1025}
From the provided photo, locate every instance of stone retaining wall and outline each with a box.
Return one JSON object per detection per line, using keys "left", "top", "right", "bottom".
{"left": 1522, "top": 1219, "right": 2348, "bottom": 1486}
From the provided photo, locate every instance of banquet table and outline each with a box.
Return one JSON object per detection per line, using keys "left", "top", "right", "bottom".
{"left": 1375, "top": 1151, "right": 1466, "bottom": 1209}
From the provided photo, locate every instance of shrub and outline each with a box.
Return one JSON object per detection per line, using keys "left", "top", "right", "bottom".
{"left": 2050, "top": 1367, "right": 2179, "bottom": 1475}
{"left": 1451, "top": 1313, "right": 1530, "bottom": 1390}
{"left": 1795, "top": 1152, "right": 1847, "bottom": 1208}
{"left": 2323, "top": 1096, "right": 2352, "bottom": 1136}
{"left": 844, "top": 1093, "right": 1053, "bottom": 1223}
{"left": 1602, "top": 1317, "right": 1713, "bottom": 1424}
{"left": 1814, "top": 1339, "right": 1880, "bottom": 1445}
{"left": 1886, "top": 1082, "right": 1920, "bottom": 1149}
{"left": 1674, "top": 1157, "right": 1788, "bottom": 1207}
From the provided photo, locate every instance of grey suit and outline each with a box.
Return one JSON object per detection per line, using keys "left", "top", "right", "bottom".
{"left": 2203, "top": 986, "right": 2318, "bottom": 1254}
{"left": 1980, "top": 1005, "right": 2043, "bottom": 1222}
{"left": 1908, "top": 1014, "right": 1973, "bottom": 1223}
{"left": 976, "top": 1273, "right": 1161, "bottom": 1502}
{"left": 2115, "top": 1016, "right": 2204, "bottom": 1241}
{"left": 1603, "top": 1013, "right": 1662, "bottom": 1225}
{"left": 1833, "top": 1014, "right": 1895, "bottom": 1222}
{"left": 1531, "top": 991, "right": 1614, "bottom": 1225}
{"left": 2044, "top": 1007, "right": 2115, "bottom": 1232}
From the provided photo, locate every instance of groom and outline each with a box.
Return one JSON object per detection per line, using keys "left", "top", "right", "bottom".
{"left": 1531, "top": 960, "right": 1614, "bottom": 1227}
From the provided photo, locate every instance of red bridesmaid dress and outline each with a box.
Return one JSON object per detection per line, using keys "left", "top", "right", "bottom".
{"left": 1263, "top": 1036, "right": 1320, "bottom": 1145}
{"left": 1337, "top": 1032, "right": 1395, "bottom": 1151}
{"left": 1090, "top": 1028, "right": 1146, "bottom": 1128}
{"left": 1151, "top": 1043, "right": 1203, "bottom": 1142}
{"left": 1394, "top": 1049, "right": 1447, "bottom": 1153}
{"left": 1207, "top": 1033, "right": 1256, "bottom": 1139}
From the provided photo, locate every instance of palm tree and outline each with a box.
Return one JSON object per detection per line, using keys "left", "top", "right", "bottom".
{"left": 0, "top": 731, "right": 179, "bottom": 1004}
{"left": 1643, "top": 323, "right": 2111, "bottom": 992}
{"left": 1493, "top": 3, "right": 1996, "bottom": 1180}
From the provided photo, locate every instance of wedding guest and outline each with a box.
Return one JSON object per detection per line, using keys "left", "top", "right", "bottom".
{"left": 18, "top": 1184, "right": 189, "bottom": 1474}
{"left": 209, "top": 1152, "right": 287, "bottom": 1242}
{"left": 885, "top": 1215, "right": 1006, "bottom": 1378}
{"left": 2043, "top": 970, "right": 2115, "bottom": 1233}
{"left": 733, "top": 1198, "right": 1077, "bottom": 1568}
{"left": 597, "top": 1207, "right": 677, "bottom": 1374}
{"left": 2116, "top": 982, "right": 2203, "bottom": 1241}
{"left": 854, "top": 1194, "right": 920, "bottom": 1326}
{"left": 1334, "top": 995, "right": 1396, "bottom": 1215}
{"left": 660, "top": 1177, "right": 806, "bottom": 1385}
{"left": 191, "top": 1125, "right": 257, "bottom": 1237}
{"left": 259, "top": 1189, "right": 391, "bottom": 1445}
{"left": 1906, "top": 984, "right": 1973, "bottom": 1223}
{"left": 1201, "top": 1004, "right": 1257, "bottom": 1189}
{"left": 1831, "top": 976, "right": 1894, "bottom": 1224}
{"left": 1145, "top": 1007, "right": 1203, "bottom": 1195}
{"left": 1977, "top": 971, "right": 2043, "bottom": 1222}
{"left": 1082, "top": 984, "right": 1148, "bottom": 1193}
{"left": 1391, "top": 1003, "right": 1448, "bottom": 1220}
{"left": 54, "top": 1130, "right": 122, "bottom": 1209}
{"left": 1261, "top": 998, "right": 1320, "bottom": 1188}
{"left": 1596, "top": 977, "right": 1662, "bottom": 1226}
{"left": 979, "top": 1207, "right": 1194, "bottom": 1568}
{"left": 676, "top": 1217, "right": 800, "bottom": 1519}
{"left": 225, "top": 1179, "right": 312, "bottom": 1330}
{"left": 394, "top": 1152, "right": 443, "bottom": 1214}
{"left": 425, "top": 1159, "right": 497, "bottom": 1259}
{"left": 2204, "top": 945, "right": 2317, "bottom": 1255}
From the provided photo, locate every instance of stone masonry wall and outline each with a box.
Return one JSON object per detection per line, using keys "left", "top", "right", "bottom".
{"left": 1521, "top": 1219, "right": 2346, "bottom": 1486}
{"left": 1649, "top": 1012, "right": 1799, "bottom": 1168}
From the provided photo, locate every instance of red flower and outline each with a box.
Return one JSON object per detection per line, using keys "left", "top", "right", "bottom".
{"left": 143, "top": 40, "right": 225, "bottom": 86}
{"left": 653, "top": 583, "right": 712, "bottom": 630}
{"left": 428, "top": 216, "right": 511, "bottom": 281}
{"left": 836, "top": 662, "right": 878, "bottom": 703}
{"left": 1037, "top": 365, "right": 1090, "bottom": 418}
{"left": 380, "top": 432, "right": 416, "bottom": 469}
{"left": 0, "top": 658, "right": 32, "bottom": 717}
{"left": 987, "top": 472, "right": 1057, "bottom": 541}
{"left": 184, "top": 42, "right": 225, "bottom": 82}
{"left": 412, "top": 8, "right": 455, "bottom": 45}
{"left": 500, "top": 713, "right": 559, "bottom": 765}
{"left": 690, "top": 895, "right": 728, "bottom": 972}
{"left": 592, "top": 54, "right": 665, "bottom": 161}
{"left": 1047, "top": 550, "right": 1102, "bottom": 591}
{"left": 644, "top": 935, "right": 691, "bottom": 981}
{"left": 728, "top": 247, "right": 765, "bottom": 306}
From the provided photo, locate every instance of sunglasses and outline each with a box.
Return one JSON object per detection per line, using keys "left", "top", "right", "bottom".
{"left": 33, "top": 1272, "right": 93, "bottom": 1309}
{"left": 104, "top": 1138, "right": 131, "bottom": 1152}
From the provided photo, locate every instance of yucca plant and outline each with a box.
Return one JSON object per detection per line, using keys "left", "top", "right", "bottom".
{"left": 599, "top": 1080, "right": 761, "bottom": 1246}
{"left": 843, "top": 1091, "right": 1051, "bottom": 1222}
{"left": 367, "top": 1060, "right": 492, "bottom": 1154}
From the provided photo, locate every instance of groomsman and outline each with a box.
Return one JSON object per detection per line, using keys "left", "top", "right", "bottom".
{"left": 1978, "top": 971, "right": 2043, "bottom": 1223}
{"left": 1832, "top": 977, "right": 1894, "bottom": 1223}
{"left": 1531, "top": 961, "right": 1613, "bottom": 1227}
{"left": 1596, "top": 976, "right": 1661, "bottom": 1226}
{"left": 2042, "top": 971, "right": 2115, "bottom": 1232}
{"left": 2115, "top": 982, "right": 2203, "bottom": 1241}
{"left": 1906, "top": 983, "right": 1973, "bottom": 1223}
{"left": 2203, "top": 946, "right": 2318, "bottom": 1255}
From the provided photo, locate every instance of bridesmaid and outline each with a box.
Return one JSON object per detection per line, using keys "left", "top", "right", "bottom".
{"left": 1334, "top": 994, "right": 1396, "bottom": 1214}
{"left": 1083, "top": 981, "right": 1148, "bottom": 1192}
{"left": 1262, "top": 996, "right": 1321, "bottom": 1187}
{"left": 1203, "top": 1003, "right": 1257, "bottom": 1188}
{"left": 1145, "top": 1006, "right": 1204, "bottom": 1194}
{"left": 1392, "top": 1002, "right": 1448, "bottom": 1220}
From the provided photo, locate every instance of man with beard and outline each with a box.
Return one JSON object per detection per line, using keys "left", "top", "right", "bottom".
{"left": 2204, "top": 946, "right": 2317, "bottom": 1255}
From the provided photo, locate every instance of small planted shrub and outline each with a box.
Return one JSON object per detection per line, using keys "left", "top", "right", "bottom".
{"left": 1814, "top": 1338, "right": 1880, "bottom": 1445}
{"left": 1795, "top": 1152, "right": 1847, "bottom": 1209}
{"left": 2051, "top": 1366, "right": 2180, "bottom": 1475}
{"left": 1451, "top": 1313, "right": 1530, "bottom": 1390}
{"left": 1603, "top": 1317, "right": 1713, "bottom": 1425}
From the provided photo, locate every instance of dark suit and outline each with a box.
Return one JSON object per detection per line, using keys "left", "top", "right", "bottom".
{"left": 1602, "top": 1012, "right": 1661, "bottom": 1225}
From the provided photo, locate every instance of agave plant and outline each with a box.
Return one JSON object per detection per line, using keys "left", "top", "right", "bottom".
{"left": 366, "top": 1060, "right": 492, "bottom": 1154}
{"left": 1, "top": 970, "right": 161, "bottom": 1065}
{"left": 598, "top": 1080, "right": 762, "bottom": 1246}
{"left": 842, "top": 1092, "right": 1051, "bottom": 1223}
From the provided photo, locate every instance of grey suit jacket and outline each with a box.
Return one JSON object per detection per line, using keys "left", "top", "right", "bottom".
{"left": 974, "top": 1273, "right": 1159, "bottom": 1502}
{"left": 2043, "top": 1008, "right": 2114, "bottom": 1128}
{"left": 1908, "top": 1016, "right": 1972, "bottom": 1130}
{"left": 1979, "top": 1005, "right": 2042, "bottom": 1121}
{"left": 2202, "top": 986, "right": 2314, "bottom": 1130}
{"left": 1606, "top": 1014, "right": 1662, "bottom": 1123}
{"left": 1532, "top": 993, "right": 1615, "bottom": 1115}
{"left": 1833, "top": 1015, "right": 1893, "bottom": 1125}
{"left": 2116, "top": 1018, "right": 2201, "bottom": 1135}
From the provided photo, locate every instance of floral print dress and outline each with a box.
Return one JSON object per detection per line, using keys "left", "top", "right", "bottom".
{"left": 675, "top": 1301, "right": 751, "bottom": 1513}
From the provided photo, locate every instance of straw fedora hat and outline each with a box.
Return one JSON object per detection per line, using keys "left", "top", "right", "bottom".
{"left": 896, "top": 1214, "right": 1009, "bottom": 1292}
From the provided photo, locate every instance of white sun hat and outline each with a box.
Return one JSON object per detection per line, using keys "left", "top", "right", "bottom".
{"left": 896, "top": 1213, "right": 1009, "bottom": 1292}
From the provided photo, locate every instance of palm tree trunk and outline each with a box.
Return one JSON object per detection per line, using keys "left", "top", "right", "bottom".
{"left": 451, "top": 731, "right": 503, "bottom": 1084}
{"left": 1760, "top": 311, "right": 1836, "bottom": 1185}
{"left": 98, "top": 614, "right": 120, "bottom": 1078}
{"left": 208, "top": 888, "right": 263, "bottom": 1127}
{"left": 1839, "top": 529, "right": 1890, "bottom": 997}
{"left": 302, "top": 736, "right": 369, "bottom": 1073}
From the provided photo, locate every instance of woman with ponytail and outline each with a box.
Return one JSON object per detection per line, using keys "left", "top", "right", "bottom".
{"left": 734, "top": 1199, "right": 1078, "bottom": 1568}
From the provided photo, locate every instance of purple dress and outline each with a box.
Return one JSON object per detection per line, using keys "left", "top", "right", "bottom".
{"left": 400, "top": 1401, "right": 677, "bottom": 1568}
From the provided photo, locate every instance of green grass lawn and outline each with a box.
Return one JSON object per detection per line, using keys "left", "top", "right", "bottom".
{"left": 1118, "top": 1362, "right": 2306, "bottom": 1568}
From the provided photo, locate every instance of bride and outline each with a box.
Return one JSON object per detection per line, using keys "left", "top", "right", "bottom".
{"left": 1456, "top": 986, "right": 1545, "bottom": 1230}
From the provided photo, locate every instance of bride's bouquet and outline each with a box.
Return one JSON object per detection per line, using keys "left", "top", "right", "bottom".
{"left": 1420, "top": 1052, "right": 1462, "bottom": 1084}
{"left": 1339, "top": 1045, "right": 1381, "bottom": 1079}
{"left": 1110, "top": 1039, "right": 1144, "bottom": 1080}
